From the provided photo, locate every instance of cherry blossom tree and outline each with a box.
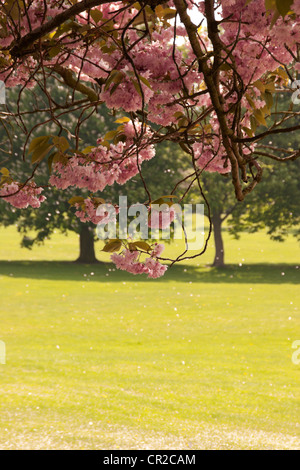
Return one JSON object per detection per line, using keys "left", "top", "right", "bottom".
{"left": 0, "top": 0, "right": 300, "bottom": 277}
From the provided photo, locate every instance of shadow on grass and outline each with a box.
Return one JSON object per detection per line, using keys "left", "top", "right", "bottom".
{"left": 0, "top": 260, "right": 299, "bottom": 284}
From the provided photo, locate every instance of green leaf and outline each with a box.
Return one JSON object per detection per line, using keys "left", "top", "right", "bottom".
{"left": 0, "top": 167, "right": 9, "bottom": 176}
{"left": 52, "top": 153, "right": 69, "bottom": 166}
{"left": 254, "top": 109, "right": 267, "bottom": 127}
{"left": 113, "top": 133, "right": 127, "bottom": 144}
{"left": 270, "top": 9, "right": 281, "bottom": 27}
{"left": 102, "top": 239, "right": 122, "bottom": 252}
{"left": 218, "top": 62, "right": 231, "bottom": 71}
{"left": 31, "top": 141, "right": 54, "bottom": 164}
{"left": 177, "top": 117, "right": 189, "bottom": 129}
{"left": 151, "top": 197, "right": 165, "bottom": 205}
{"left": 132, "top": 79, "right": 143, "bottom": 97}
{"left": 161, "top": 195, "right": 178, "bottom": 200}
{"left": 47, "top": 152, "right": 59, "bottom": 173}
{"left": 52, "top": 136, "right": 69, "bottom": 152}
{"left": 250, "top": 115, "right": 257, "bottom": 134}
{"left": 48, "top": 46, "right": 61, "bottom": 59}
{"left": 138, "top": 75, "right": 152, "bottom": 89}
{"left": 91, "top": 196, "right": 106, "bottom": 206}
{"left": 273, "top": 67, "right": 288, "bottom": 80}
{"left": 104, "top": 130, "right": 118, "bottom": 141}
{"left": 101, "top": 44, "right": 117, "bottom": 54}
{"left": 245, "top": 93, "right": 255, "bottom": 109}
{"left": 109, "top": 80, "right": 122, "bottom": 96}
{"left": 161, "top": 8, "right": 177, "bottom": 19}
{"left": 90, "top": 8, "right": 103, "bottom": 23}
{"left": 114, "top": 117, "right": 131, "bottom": 124}
{"left": 264, "top": 84, "right": 276, "bottom": 94}
{"left": 151, "top": 197, "right": 175, "bottom": 207}
{"left": 82, "top": 145, "right": 95, "bottom": 155}
{"left": 179, "top": 142, "right": 191, "bottom": 155}
{"left": 129, "top": 241, "right": 151, "bottom": 252}
{"left": 242, "top": 126, "right": 254, "bottom": 138}
{"left": 173, "top": 111, "right": 186, "bottom": 120}
{"left": 155, "top": 5, "right": 177, "bottom": 19}
{"left": 262, "top": 90, "right": 273, "bottom": 110}
{"left": 28, "top": 136, "right": 50, "bottom": 154}
{"left": 52, "top": 20, "right": 76, "bottom": 39}
{"left": 265, "top": 0, "right": 276, "bottom": 12}
{"left": 275, "top": 0, "right": 293, "bottom": 17}
{"left": 68, "top": 196, "right": 85, "bottom": 206}
{"left": 104, "top": 70, "right": 124, "bottom": 91}
{"left": 253, "top": 80, "right": 265, "bottom": 93}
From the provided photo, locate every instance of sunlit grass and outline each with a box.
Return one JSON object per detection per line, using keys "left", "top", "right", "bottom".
{"left": 0, "top": 226, "right": 299, "bottom": 449}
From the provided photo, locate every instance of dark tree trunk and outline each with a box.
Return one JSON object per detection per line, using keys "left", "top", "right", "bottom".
{"left": 211, "top": 213, "right": 225, "bottom": 267}
{"left": 75, "top": 224, "right": 99, "bottom": 264}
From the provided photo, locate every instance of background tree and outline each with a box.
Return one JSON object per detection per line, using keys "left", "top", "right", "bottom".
{"left": 200, "top": 172, "right": 237, "bottom": 267}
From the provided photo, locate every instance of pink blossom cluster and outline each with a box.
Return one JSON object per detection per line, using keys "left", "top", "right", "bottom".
{"left": 53, "top": 0, "right": 300, "bottom": 132}
{"left": 150, "top": 243, "right": 165, "bottom": 258}
{"left": 1, "top": 2, "right": 207, "bottom": 126}
{"left": 49, "top": 120, "right": 155, "bottom": 192}
{"left": 0, "top": 0, "right": 63, "bottom": 86}
{"left": 73, "top": 198, "right": 111, "bottom": 224}
{"left": 220, "top": 0, "right": 300, "bottom": 84}
{"left": 97, "top": 27, "right": 205, "bottom": 126}
{"left": 192, "top": 143, "right": 231, "bottom": 174}
{"left": 2, "top": 0, "right": 300, "bottom": 117}
{"left": 111, "top": 244, "right": 167, "bottom": 278}
{"left": 0, "top": 182, "right": 46, "bottom": 209}
{"left": 65, "top": 22, "right": 204, "bottom": 125}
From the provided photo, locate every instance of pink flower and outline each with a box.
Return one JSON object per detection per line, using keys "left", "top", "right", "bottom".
{"left": 150, "top": 243, "right": 165, "bottom": 257}
{"left": 193, "top": 143, "right": 231, "bottom": 174}
{"left": 110, "top": 248, "right": 167, "bottom": 278}
{"left": 49, "top": 121, "right": 155, "bottom": 193}
{"left": 0, "top": 182, "right": 46, "bottom": 209}
{"left": 144, "top": 257, "right": 168, "bottom": 278}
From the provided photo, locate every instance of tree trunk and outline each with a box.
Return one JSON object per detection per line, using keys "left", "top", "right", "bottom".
{"left": 211, "top": 213, "right": 225, "bottom": 267}
{"left": 75, "top": 224, "right": 99, "bottom": 264}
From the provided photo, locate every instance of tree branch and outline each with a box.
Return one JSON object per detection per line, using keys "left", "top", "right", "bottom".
{"left": 10, "top": 0, "right": 115, "bottom": 59}
{"left": 233, "top": 124, "right": 300, "bottom": 143}
{"left": 52, "top": 64, "right": 100, "bottom": 102}
{"left": 173, "top": 0, "right": 248, "bottom": 201}
{"left": 253, "top": 150, "right": 300, "bottom": 162}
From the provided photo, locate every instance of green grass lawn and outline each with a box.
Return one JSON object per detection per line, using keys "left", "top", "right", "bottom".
{"left": 0, "top": 226, "right": 299, "bottom": 449}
